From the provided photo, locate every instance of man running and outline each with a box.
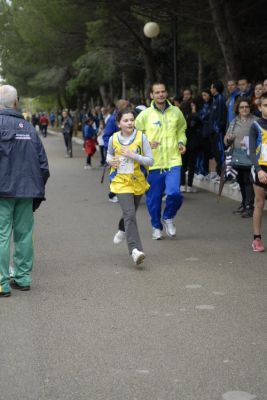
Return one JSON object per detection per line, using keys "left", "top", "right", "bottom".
{"left": 135, "top": 82, "right": 187, "bottom": 240}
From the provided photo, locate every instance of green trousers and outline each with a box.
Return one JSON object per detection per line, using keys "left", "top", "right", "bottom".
{"left": 0, "top": 198, "right": 34, "bottom": 293}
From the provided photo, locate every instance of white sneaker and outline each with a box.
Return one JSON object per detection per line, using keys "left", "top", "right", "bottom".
{"left": 113, "top": 230, "right": 126, "bottom": 245}
{"left": 230, "top": 182, "right": 239, "bottom": 190}
{"left": 131, "top": 248, "right": 145, "bottom": 265}
{"left": 180, "top": 185, "right": 186, "bottom": 192}
{"left": 163, "top": 219, "right": 176, "bottom": 237}
{"left": 196, "top": 174, "right": 204, "bottom": 181}
{"left": 109, "top": 196, "right": 118, "bottom": 203}
{"left": 152, "top": 227, "right": 163, "bottom": 240}
{"left": 211, "top": 175, "right": 220, "bottom": 184}
{"left": 206, "top": 172, "right": 217, "bottom": 181}
{"left": 186, "top": 186, "right": 197, "bottom": 193}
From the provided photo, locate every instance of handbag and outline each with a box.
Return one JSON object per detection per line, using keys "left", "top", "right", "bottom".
{"left": 230, "top": 148, "right": 252, "bottom": 169}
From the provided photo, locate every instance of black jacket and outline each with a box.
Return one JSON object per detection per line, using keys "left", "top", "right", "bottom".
{"left": 186, "top": 113, "right": 202, "bottom": 151}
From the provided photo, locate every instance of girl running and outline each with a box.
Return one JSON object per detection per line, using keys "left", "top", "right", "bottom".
{"left": 106, "top": 109, "right": 154, "bottom": 266}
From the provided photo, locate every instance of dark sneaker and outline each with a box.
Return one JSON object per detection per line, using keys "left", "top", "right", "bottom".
{"left": 252, "top": 239, "right": 265, "bottom": 252}
{"left": 0, "top": 291, "right": 11, "bottom": 297}
{"left": 11, "top": 280, "right": 30, "bottom": 291}
{"left": 233, "top": 204, "right": 244, "bottom": 215}
{"left": 241, "top": 209, "right": 254, "bottom": 218}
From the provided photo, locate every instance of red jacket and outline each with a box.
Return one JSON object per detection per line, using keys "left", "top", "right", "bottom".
{"left": 40, "top": 115, "right": 49, "bottom": 125}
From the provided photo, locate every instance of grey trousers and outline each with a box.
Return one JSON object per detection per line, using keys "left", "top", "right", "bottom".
{"left": 117, "top": 194, "right": 143, "bottom": 254}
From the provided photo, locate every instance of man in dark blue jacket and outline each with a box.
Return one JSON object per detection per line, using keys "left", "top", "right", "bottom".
{"left": 0, "top": 85, "right": 50, "bottom": 297}
{"left": 226, "top": 80, "right": 239, "bottom": 125}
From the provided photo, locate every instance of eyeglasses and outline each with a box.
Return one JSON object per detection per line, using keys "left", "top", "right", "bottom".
{"left": 239, "top": 105, "right": 250, "bottom": 109}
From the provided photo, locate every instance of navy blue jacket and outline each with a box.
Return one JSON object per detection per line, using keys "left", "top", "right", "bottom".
{"left": 208, "top": 93, "right": 227, "bottom": 136}
{"left": 103, "top": 111, "right": 118, "bottom": 149}
{"left": 0, "top": 108, "right": 50, "bottom": 200}
{"left": 83, "top": 124, "right": 96, "bottom": 140}
{"left": 199, "top": 102, "right": 212, "bottom": 139}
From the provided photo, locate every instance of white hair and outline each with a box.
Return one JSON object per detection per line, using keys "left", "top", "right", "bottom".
{"left": 0, "top": 85, "right": 18, "bottom": 109}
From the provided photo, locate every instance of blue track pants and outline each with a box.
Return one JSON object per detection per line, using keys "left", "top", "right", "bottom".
{"left": 146, "top": 166, "right": 183, "bottom": 230}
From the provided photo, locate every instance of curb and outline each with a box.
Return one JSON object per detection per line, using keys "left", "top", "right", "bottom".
{"left": 194, "top": 178, "right": 242, "bottom": 203}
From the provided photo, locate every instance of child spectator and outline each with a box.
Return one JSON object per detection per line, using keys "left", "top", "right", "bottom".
{"left": 83, "top": 116, "right": 97, "bottom": 169}
{"left": 97, "top": 119, "right": 106, "bottom": 166}
{"left": 39, "top": 113, "right": 49, "bottom": 137}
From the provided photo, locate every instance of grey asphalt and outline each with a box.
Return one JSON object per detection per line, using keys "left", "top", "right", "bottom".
{"left": 1, "top": 132, "right": 266, "bottom": 400}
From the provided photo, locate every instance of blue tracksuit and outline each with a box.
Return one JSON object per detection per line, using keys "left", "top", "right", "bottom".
{"left": 146, "top": 166, "right": 183, "bottom": 230}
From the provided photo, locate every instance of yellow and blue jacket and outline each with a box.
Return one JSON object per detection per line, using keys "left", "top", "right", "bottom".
{"left": 135, "top": 100, "right": 187, "bottom": 170}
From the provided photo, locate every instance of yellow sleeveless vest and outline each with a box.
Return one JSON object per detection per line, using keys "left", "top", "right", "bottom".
{"left": 255, "top": 121, "right": 267, "bottom": 166}
{"left": 109, "top": 130, "right": 150, "bottom": 195}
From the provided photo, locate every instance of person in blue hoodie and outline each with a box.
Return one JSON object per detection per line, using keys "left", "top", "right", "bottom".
{"left": 209, "top": 80, "right": 227, "bottom": 178}
{"left": 0, "top": 85, "right": 50, "bottom": 297}
{"left": 195, "top": 89, "right": 213, "bottom": 178}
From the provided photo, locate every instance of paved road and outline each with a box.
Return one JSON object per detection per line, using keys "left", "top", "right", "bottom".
{"left": 1, "top": 132, "right": 266, "bottom": 400}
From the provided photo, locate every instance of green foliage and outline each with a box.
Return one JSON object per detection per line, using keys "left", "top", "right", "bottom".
{"left": 20, "top": 95, "right": 57, "bottom": 113}
{"left": 1, "top": 0, "right": 266, "bottom": 104}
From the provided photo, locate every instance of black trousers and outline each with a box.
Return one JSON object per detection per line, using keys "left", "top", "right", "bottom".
{"left": 63, "top": 131, "right": 73, "bottom": 157}
{"left": 236, "top": 169, "right": 255, "bottom": 209}
{"left": 210, "top": 133, "right": 224, "bottom": 176}
{"left": 99, "top": 145, "right": 106, "bottom": 165}
{"left": 181, "top": 150, "right": 198, "bottom": 187}
{"left": 41, "top": 124, "right": 47, "bottom": 137}
{"left": 198, "top": 137, "right": 211, "bottom": 175}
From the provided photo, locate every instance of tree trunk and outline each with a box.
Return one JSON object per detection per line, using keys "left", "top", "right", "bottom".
{"left": 208, "top": 0, "right": 243, "bottom": 79}
{"left": 121, "top": 72, "right": 126, "bottom": 99}
{"left": 197, "top": 52, "right": 203, "bottom": 92}
{"left": 115, "top": 15, "right": 156, "bottom": 101}
{"left": 57, "top": 90, "right": 64, "bottom": 111}
{"left": 109, "top": 82, "right": 114, "bottom": 102}
{"left": 143, "top": 46, "right": 156, "bottom": 100}
{"left": 99, "top": 84, "right": 109, "bottom": 106}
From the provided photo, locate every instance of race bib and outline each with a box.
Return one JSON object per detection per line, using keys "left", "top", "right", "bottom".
{"left": 117, "top": 156, "right": 134, "bottom": 174}
{"left": 262, "top": 144, "right": 267, "bottom": 162}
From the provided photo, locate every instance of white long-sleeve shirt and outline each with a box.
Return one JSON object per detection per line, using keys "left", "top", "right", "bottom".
{"left": 106, "top": 130, "right": 154, "bottom": 167}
